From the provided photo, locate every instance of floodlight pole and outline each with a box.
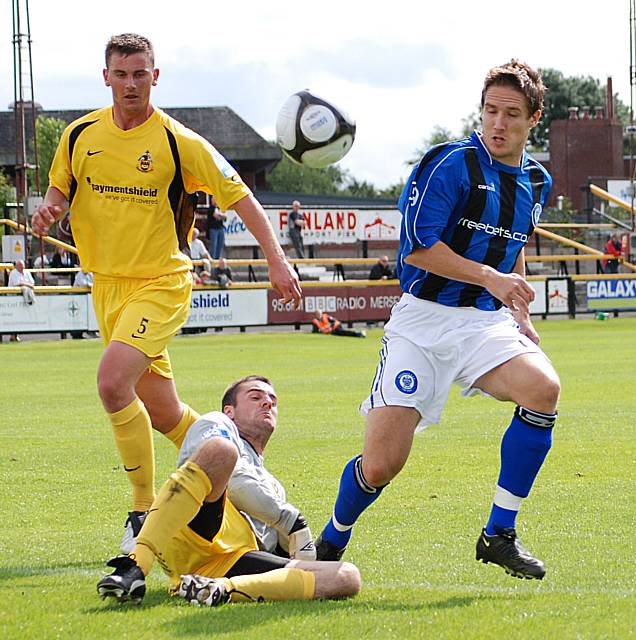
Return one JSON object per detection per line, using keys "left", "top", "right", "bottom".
{"left": 12, "top": 0, "right": 40, "bottom": 265}
{"left": 630, "top": 0, "right": 636, "bottom": 231}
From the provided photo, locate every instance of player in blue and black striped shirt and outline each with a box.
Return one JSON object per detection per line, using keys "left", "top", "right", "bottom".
{"left": 317, "top": 60, "right": 560, "bottom": 581}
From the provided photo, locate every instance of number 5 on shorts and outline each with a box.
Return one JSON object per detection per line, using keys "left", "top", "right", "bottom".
{"left": 132, "top": 317, "right": 150, "bottom": 339}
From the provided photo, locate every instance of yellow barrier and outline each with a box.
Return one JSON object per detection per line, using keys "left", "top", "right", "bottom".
{"left": 6, "top": 272, "right": 636, "bottom": 297}
{"left": 570, "top": 273, "right": 636, "bottom": 281}
{"left": 526, "top": 253, "right": 619, "bottom": 262}
{"left": 538, "top": 223, "right": 616, "bottom": 228}
{"left": 589, "top": 184, "right": 636, "bottom": 216}
{"left": 0, "top": 218, "right": 78, "bottom": 253}
{"left": 534, "top": 226, "right": 604, "bottom": 255}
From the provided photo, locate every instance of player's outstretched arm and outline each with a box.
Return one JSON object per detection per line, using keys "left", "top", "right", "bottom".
{"left": 405, "top": 241, "right": 535, "bottom": 314}
{"left": 232, "top": 195, "right": 302, "bottom": 307}
{"left": 31, "top": 187, "right": 68, "bottom": 236}
{"left": 227, "top": 462, "right": 316, "bottom": 560}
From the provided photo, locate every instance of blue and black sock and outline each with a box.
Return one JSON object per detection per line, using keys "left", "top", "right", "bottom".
{"left": 320, "top": 455, "right": 385, "bottom": 549}
{"left": 485, "top": 406, "right": 556, "bottom": 536}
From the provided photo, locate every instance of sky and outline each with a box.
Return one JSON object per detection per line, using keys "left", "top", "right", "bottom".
{"left": 1, "top": 0, "right": 633, "bottom": 189}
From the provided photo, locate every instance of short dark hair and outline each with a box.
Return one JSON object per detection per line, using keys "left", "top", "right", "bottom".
{"left": 221, "top": 375, "right": 273, "bottom": 410}
{"left": 481, "top": 59, "right": 545, "bottom": 115}
{"left": 105, "top": 33, "right": 154, "bottom": 68}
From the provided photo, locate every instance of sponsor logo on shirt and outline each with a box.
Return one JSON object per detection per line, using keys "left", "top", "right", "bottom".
{"left": 212, "top": 151, "right": 238, "bottom": 179}
{"left": 201, "top": 426, "right": 231, "bottom": 441}
{"left": 477, "top": 182, "right": 496, "bottom": 192}
{"left": 85, "top": 176, "right": 158, "bottom": 197}
{"left": 458, "top": 217, "right": 529, "bottom": 243}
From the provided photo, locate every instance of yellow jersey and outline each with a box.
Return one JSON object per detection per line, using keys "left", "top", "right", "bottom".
{"left": 48, "top": 106, "right": 251, "bottom": 278}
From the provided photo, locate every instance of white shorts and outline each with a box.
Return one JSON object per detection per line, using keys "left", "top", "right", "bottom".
{"left": 360, "top": 293, "right": 548, "bottom": 431}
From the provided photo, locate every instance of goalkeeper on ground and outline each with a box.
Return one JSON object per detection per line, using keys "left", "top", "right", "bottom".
{"left": 98, "top": 375, "right": 360, "bottom": 606}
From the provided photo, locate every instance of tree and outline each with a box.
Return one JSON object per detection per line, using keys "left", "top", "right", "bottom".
{"left": 31, "top": 115, "right": 66, "bottom": 193}
{"left": 0, "top": 170, "right": 13, "bottom": 210}
{"left": 460, "top": 108, "right": 481, "bottom": 137}
{"left": 342, "top": 177, "right": 378, "bottom": 199}
{"left": 378, "top": 181, "right": 405, "bottom": 201}
{"left": 407, "top": 125, "right": 455, "bottom": 166}
{"left": 266, "top": 155, "right": 349, "bottom": 195}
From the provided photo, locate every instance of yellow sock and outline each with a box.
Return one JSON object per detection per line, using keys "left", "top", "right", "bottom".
{"left": 109, "top": 397, "right": 155, "bottom": 512}
{"left": 163, "top": 404, "right": 200, "bottom": 449}
{"left": 220, "top": 568, "right": 315, "bottom": 602}
{"left": 132, "top": 460, "right": 211, "bottom": 576}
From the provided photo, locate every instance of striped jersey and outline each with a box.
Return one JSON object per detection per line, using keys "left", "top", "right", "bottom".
{"left": 397, "top": 130, "right": 552, "bottom": 310}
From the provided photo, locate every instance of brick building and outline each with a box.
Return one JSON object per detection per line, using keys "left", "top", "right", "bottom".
{"left": 548, "top": 105, "right": 624, "bottom": 211}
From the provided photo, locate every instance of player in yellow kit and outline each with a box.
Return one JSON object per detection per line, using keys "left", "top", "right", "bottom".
{"left": 31, "top": 34, "right": 302, "bottom": 550}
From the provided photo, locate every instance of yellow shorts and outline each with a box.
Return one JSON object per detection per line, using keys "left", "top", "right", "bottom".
{"left": 161, "top": 497, "right": 258, "bottom": 586}
{"left": 92, "top": 271, "right": 192, "bottom": 379}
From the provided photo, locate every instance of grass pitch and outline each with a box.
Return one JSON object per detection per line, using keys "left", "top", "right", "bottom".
{"left": 1, "top": 319, "right": 635, "bottom": 639}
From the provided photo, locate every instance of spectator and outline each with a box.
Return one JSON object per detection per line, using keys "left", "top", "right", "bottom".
{"left": 190, "top": 227, "right": 213, "bottom": 274}
{"left": 311, "top": 309, "right": 365, "bottom": 338}
{"left": 603, "top": 233, "right": 622, "bottom": 274}
{"left": 8, "top": 259, "right": 35, "bottom": 305}
{"left": 50, "top": 246, "right": 79, "bottom": 284}
{"left": 369, "top": 255, "right": 393, "bottom": 280}
{"left": 214, "top": 257, "right": 234, "bottom": 289}
{"left": 288, "top": 200, "right": 305, "bottom": 259}
{"left": 8, "top": 259, "right": 36, "bottom": 342}
{"left": 207, "top": 196, "right": 228, "bottom": 259}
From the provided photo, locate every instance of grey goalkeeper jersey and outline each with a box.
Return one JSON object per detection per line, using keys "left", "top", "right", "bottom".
{"left": 178, "top": 411, "right": 299, "bottom": 553}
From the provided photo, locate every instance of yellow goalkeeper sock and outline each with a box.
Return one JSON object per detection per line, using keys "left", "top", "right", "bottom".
{"left": 132, "top": 460, "right": 211, "bottom": 576}
{"left": 109, "top": 397, "right": 155, "bottom": 512}
{"left": 221, "top": 568, "right": 315, "bottom": 602}
{"left": 163, "top": 404, "right": 200, "bottom": 449}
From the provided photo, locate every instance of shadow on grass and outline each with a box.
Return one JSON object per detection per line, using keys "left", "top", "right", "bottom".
{"left": 84, "top": 589, "right": 172, "bottom": 613}
{"left": 162, "top": 594, "right": 504, "bottom": 635}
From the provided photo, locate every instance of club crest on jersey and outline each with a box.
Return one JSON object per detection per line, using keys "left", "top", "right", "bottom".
{"left": 137, "top": 150, "right": 154, "bottom": 173}
{"left": 395, "top": 370, "right": 418, "bottom": 395}
{"left": 531, "top": 203, "right": 542, "bottom": 227}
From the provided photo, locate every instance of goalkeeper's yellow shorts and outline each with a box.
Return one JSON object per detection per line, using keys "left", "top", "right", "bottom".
{"left": 161, "top": 496, "right": 258, "bottom": 586}
{"left": 92, "top": 271, "right": 192, "bottom": 379}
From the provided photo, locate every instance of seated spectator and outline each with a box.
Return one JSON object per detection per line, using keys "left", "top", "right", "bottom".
{"left": 368, "top": 255, "right": 393, "bottom": 280}
{"left": 8, "top": 260, "right": 35, "bottom": 305}
{"left": 311, "top": 309, "right": 365, "bottom": 338}
{"left": 50, "top": 246, "right": 79, "bottom": 284}
{"left": 8, "top": 260, "right": 36, "bottom": 342}
{"left": 214, "top": 258, "right": 234, "bottom": 289}
{"left": 190, "top": 227, "right": 213, "bottom": 275}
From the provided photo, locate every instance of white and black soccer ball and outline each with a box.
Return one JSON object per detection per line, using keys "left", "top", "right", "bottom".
{"left": 275, "top": 90, "right": 356, "bottom": 169}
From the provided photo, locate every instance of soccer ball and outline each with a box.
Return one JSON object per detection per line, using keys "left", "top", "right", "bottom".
{"left": 275, "top": 90, "right": 356, "bottom": 169}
